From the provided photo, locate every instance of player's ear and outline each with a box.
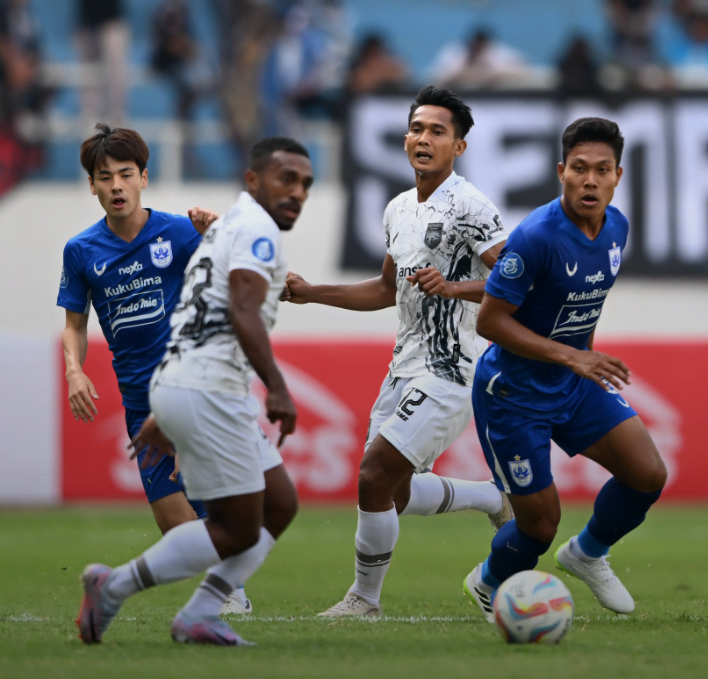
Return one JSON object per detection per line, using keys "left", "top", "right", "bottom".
{"left": 245, "top": 168, "right": 259, "bottom": 194}
{"left": 403, "top": 133, "right": 409, "bottom": 150}
{"left": 88, "top": 175, "right": 97, "bottom": 195}
{"left": 615, "top": 165, "right": 623, "bottom": 186}
{"left": 141, "top": 168, "right": 149, "bottom": 189}
{"left": 454, "top": 138, "right": 467, "bottom": 157}
{"left": 557, "top": 162, "right": 565, "bottom": 185}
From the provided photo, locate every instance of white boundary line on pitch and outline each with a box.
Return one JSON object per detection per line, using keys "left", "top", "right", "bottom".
{"left": 2, "top": 614, "right": 627, "bottom": 624}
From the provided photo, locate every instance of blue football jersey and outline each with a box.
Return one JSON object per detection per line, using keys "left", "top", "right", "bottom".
{"left": 57, "top": 209, "right": 201, "bottom": 410}
{"left": 478, "top": 197, "right": 629, "bottom": 412}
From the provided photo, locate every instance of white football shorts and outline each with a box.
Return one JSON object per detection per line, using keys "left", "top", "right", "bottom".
{"left": 365, "top": 372, "right": 473, "bottom": 472}
{"left": 150, "top": 384, "right": 282, "bottom": 501}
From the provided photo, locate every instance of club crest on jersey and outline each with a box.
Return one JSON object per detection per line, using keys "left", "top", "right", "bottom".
{"left": 509, "top": 457, "right": 533, "bottom": 487}
{"left": 609, "top": 243, "right": 621, "bottom": 276}
{"left": 59, "top": 267, "right": 68, "bottom": 289}
{"left": 252, "top": 237, "right": 275, "bottom": 262}
{"left": 150, "top": 239, "right": 173, "bottom": 268}
{"left": 424, "top": 223, "right": 443, "bottom": 249}
{"left": 500, "top": 252, "right": 524, "bottom": 279}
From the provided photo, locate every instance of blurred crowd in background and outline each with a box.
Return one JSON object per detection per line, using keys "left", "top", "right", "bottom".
{"left": 3, "top": 0, "right": 708, "bottom": 189}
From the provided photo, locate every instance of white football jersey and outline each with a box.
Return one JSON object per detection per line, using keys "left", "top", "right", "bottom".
{"left": 153, "top": 191, "right": 286, "bottom": 395}
{"left": 385, "top": 171, "right": 507, "bottom": 386}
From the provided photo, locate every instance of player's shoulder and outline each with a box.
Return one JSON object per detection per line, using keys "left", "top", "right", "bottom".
{"left": 384, "top": 187, "right": 417, "bottom": 222}
{"left": 63, "top": 219, "right": 105, "bottom": 255}
{"left": 148, "top": 209, "right": 194, "bottom": 234}
{"left": 222, "top": 192, "right": 281, "bottom": 240}
{"left": 514, "top": 199, "right": 563, "bottom": 240}
{"left": 449, "top": 177, "right": 502, "bottom": 222}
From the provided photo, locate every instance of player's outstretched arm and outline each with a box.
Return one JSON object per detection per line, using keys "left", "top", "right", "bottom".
{"left": 283, "top": 255, "right": 397, "bottom": 311}
{"left": 187, "top": 206, "right": 220, "bottom": 234}
{"left": 229, "top": 268, "right": 297, "bottom": 446}
{"left": 406, "top": 241, "right": 506, "bottom": 303}
{"left": 62, "top": 310, "right": 99, "bottom": 422}
{"left": 477, "top": 293, "right": 631, "bottom": 392}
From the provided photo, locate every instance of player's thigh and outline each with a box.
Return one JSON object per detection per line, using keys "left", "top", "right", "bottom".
{"left": 376, "top": 373, "right": 472, "bottom": 473}
{"left": 581, "top": 416, "right": 666, "bottom": 492}
{"left": 150, "top": 384, "right": 266, "bottom": 502}
{"left": 149, "top": 492, "right": 198, "bottom": 534}
{"left": 553, "top": 380, "right": 666, "bottom": 491}
{"left": 262, "top": 463, "right": 298, "bottom": 539}
{"left": 472, "top": 378, "right": 553, "bottom": 496}
{"left": 126, "top": 407, "right": 185, "bottom": 506}
{"left": 364, "top": 374, "right": 407, "bottom": 452}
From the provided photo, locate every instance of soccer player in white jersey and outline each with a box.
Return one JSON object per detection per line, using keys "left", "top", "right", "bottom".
{"left": 285, "top": 86, "right": 512, "bottom": 616}
{"left": 75, "top": 137, "right": 313, "bottom": 646}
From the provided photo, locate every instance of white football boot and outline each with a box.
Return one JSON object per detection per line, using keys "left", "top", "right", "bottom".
{"left": 486, "top": 484, "right": 514, "bottom": 532}
{"left": 317, "top": 592, "right": 382, "bottom": 617}
{"left": 555, "top": 537, "right": 635, "bottom": 614}
{"left": 220, "top": 587, "right": 253, "bottom": 615}
{"left": 463, "top": 563, "right": 495, "bottom": 623}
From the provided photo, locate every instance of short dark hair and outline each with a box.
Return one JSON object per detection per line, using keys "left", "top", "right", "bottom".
{"left": 561, "top": 117, "right": 624, "bottom": 166}
{"left": 250, "top": 136, "right": 310, "bottom": 171}
{"left": 80, "top": 123, "right": 150, "bottom": 178}
{"left": 408, "top": 86, "right": 474, "bottom": 139}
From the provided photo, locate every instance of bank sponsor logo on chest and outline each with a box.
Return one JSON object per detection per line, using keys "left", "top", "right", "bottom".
{"left": 150, "top": 238, "right": 173, "bottom": 268}
{"left": 550, "top": 300, "right": 604, "bottom": 339}
{"left": 424, "top": 223, "right": 443, "bottom": 249}
{"left": 509, "top": 456, "right": 533, "bottom": 487}
{"left": 609, "top": 242, "right": 621, "bottom": 276}
{"left": 108, "top": 289, "right": 165, "bottom": 336}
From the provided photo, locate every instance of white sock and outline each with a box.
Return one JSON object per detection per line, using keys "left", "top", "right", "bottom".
{"left": 107, "top": 520, "right": 220, "bottom": 601}
{"left": 349, "top": 507, "right": 399, "bottom": 606}
{"left": 182, "top": 528, "right": 275, "bottom": 618}
{"left": 400, "top": 473, "right": 502, "bottom": 516}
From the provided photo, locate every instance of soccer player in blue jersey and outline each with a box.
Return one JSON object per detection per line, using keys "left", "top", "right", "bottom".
{"left": 57, "top": 124, "right": 258, "bottom": 611}
{"left": 464, "top": 118, "right": 667, "bottom": 619}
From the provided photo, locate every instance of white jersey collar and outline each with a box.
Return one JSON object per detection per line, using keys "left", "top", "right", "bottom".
{"left": 426, "top": 171, "right": 462, "bottom": 203}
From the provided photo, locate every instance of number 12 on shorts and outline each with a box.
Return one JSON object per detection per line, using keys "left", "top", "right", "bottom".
{"left": 395, "top": 388, "right": 428, "bottom": 421}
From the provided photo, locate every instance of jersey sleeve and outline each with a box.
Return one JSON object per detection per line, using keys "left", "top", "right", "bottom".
{"left": 383, "top": 200, "right": 394, "bottom": 256}
{"left": 227, "top": 221, "right": 280, "bottom": 283}
{"left": 57, "top": 240, "right": 91, "bottom": 313}
{"left": 460, "top": 199, "right": 508, "bottom": 257}
{"left": 484, "top": 226, "right": 541, "bottom": 307}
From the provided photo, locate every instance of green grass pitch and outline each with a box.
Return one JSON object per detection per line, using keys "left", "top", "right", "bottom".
{"left": 1, "top": 505, "right": 707, "bottom": 679}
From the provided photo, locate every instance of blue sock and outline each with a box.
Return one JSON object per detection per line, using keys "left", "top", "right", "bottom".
{"left": 176, "top": 471, "right": 208, "bottom": 520}
{"left": 578, "top": 477, "right": 662, "bottom": 558}
{"left": 483, "top": 519, "right": 553, "bottom": 587}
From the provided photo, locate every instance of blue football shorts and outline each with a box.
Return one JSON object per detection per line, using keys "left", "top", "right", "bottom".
{"left": 125, "top": 407, "right": 207, "bottom": 518}
{"left": 472, "top": 373, "right": 637, "bottom": 496}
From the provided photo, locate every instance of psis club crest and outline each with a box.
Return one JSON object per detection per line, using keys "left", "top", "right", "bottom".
{"left": 509, "top": 456, "right": 533, "bottom": 487}
{"left": 150, "top": 238, "right": 173, "bottom": 268}
{"left": 424, "top": 223, "right": 443, "bottom": 249}
{"left": 608, "top": 242, "right": 621, "bottom": 276}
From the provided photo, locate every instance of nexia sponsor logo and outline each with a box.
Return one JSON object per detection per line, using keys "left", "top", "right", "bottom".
{"left": 105, "top": 275, "right": 162, "bottom": 298}
{"left": 585, "top": 271, "right": 605, "bottom": 284}
{"left": 118, "top": 261, "right": 143, "bottom": 276}
{"left": 108, "top": 289, "right": 165, "bottom": 335}
{"left": 566, "top": 288, "right": 609, "bottom": 302}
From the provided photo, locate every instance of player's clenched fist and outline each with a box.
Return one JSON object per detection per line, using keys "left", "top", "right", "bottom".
{"left": 188, "top": 206, "right": 220, "bottom": 234}
{"left": 407, "top": 267, "right": 453, "bottom": 298}
{"left": 568, "top": 350, "right": 631, "bottom": 391}
{"left": 282, "top": 271, "right": 312, "bottom": 304}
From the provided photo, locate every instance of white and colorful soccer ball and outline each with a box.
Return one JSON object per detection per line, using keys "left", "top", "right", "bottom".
{"left": 492, "top": 570, "right": 574, "bottom": 644}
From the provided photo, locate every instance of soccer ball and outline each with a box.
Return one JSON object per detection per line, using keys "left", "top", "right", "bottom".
{"left": 492, "top": 570, "right": 574, "bottom": 644}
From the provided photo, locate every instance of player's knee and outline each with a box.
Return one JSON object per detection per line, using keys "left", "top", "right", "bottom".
{"left": 633, "top": 456, "right": 667, "bottom": 493}
{"left": 516, "top": 512, "right": 559, "bottom": 545}
{"left": 358, "top": 463, "right": 387, "bottom": 502}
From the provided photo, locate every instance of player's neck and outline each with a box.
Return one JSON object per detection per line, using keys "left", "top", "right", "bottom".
{"left": 105, "top": 206, "right": 150, "bottom": 243}
{"left": 560, "top": 196, "right": 605, "bottom": 241}
{"left": 415, "top": 166, "right": 453, "bottom": 203}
